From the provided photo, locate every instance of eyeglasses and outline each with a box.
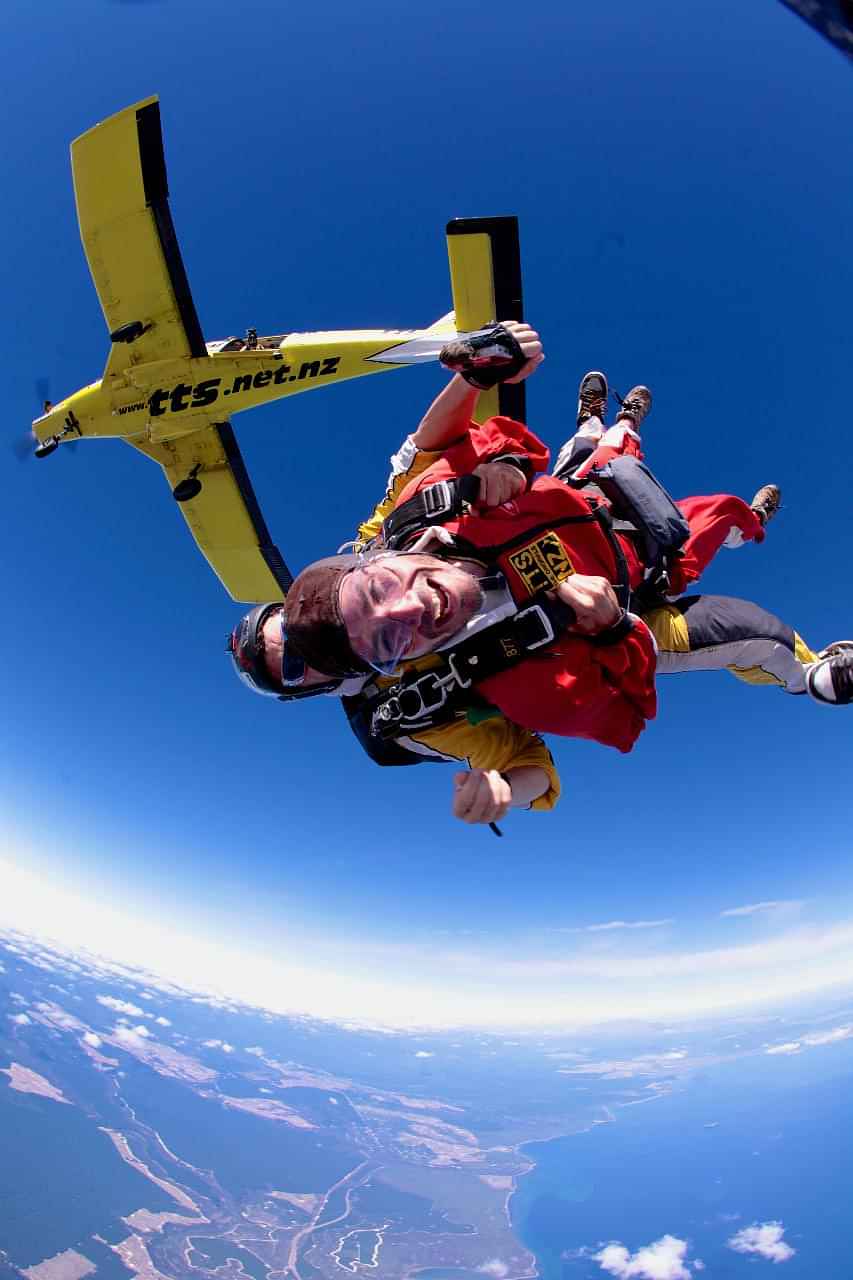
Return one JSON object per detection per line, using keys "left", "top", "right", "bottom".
{"left": 343, "top": 559, "right": 419, "bottom": 677}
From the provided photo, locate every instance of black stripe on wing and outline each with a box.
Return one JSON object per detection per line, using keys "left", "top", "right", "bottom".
{"left": 215, "top": 423, "right": 294, "bottom": 594}
{"left": 136, "top": 101, "right": 208, "bottom": 360}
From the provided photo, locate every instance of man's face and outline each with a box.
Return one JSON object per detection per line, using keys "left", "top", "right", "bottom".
{"left": 260, "top": 609, "right": 335, "bottom": 691}
{"left": 338, "top": 553, "right": 483, "bottom": 670}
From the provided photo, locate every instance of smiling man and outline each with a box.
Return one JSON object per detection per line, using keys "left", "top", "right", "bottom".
{"left": 229, "top": 327, "right": 852, "bottom": 826}
{"left": 282, "top": 414, "right": 660, "bottom": 759}
{"left": 273, "top": 408, "right": 852, "bottom": 824}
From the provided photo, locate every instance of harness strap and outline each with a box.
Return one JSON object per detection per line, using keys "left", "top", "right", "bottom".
{"left": 587, "top": 501, "right": 632, "bottom": 611}
{"left": 369, "top": 592, "right": 578, "bottom": 740}
{"left": 369, "top": 477, "right": 634, "bottom": 740}
{"left": 382, "top": 475, "right": 481, "bottom": 549}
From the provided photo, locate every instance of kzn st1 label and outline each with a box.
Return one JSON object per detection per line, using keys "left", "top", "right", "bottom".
{"left": 146, "top": 358, "right": 342, "bottom": 416}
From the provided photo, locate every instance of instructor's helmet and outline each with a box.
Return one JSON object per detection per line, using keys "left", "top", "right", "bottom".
{"left": 227, "top": 603, "right": 341, "bottom": 701}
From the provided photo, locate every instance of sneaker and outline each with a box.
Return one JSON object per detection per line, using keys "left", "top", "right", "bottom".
{"left": 750, "top": 484, "right": 782, "bottom": 527}
{"left": 817, "top": 640, "right": 853, "bottom": 660}
{"left": 615, "top": 385, "right": 652, "bottom": 428}
{"left": 576, "top": 371, "right": 608, "bottom": 428}
{"left": 806, "top": 649, "right": 853, "bottom": 705}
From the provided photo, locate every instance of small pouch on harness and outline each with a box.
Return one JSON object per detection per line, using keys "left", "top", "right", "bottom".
{"left": 586, "top": 455, "right": 689, "bottom": 571}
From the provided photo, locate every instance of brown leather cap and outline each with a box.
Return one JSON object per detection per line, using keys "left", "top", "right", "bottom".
{"left": 283, "top": 555, "right": 372, "bottom": 679}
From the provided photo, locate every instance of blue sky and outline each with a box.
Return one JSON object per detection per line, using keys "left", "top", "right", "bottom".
{"left": 3, "top": 0, "right": 853, "bottom": 1026}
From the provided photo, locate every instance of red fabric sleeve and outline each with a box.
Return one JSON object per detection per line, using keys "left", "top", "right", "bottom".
{"left": 395, "top": 417, "right": 550, "bottom": 506}
{"left": 478, "top": 622, "right": 658, "bottom": 753}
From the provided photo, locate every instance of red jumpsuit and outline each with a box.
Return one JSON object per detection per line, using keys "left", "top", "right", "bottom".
{"left": 393, "top": 416, "right": 658, "bottom": 754}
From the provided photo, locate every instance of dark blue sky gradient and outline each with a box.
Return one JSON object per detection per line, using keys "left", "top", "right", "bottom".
{"left": 3, "top": 0, "right": 852, "bottom": 1003}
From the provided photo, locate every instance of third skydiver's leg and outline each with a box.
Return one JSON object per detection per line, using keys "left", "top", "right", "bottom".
{"left": 553, "top": 371, "right": 609, "bottom": 480}
{"left": 668, "top": 485, "right": 782, "bottom": 594}
{"left": 645, "top": 594, "right": 853, "bottom": 704}
{"left": 668, "top": 491, "right": 764, "bottom": 588}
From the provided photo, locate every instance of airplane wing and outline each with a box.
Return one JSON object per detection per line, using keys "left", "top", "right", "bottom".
{"left": 446, "top": 217, "right": 525, "bottom": 424}
{"left": 75, "top": 97, "right": 291, "bottom": 602}
{"left": 71, "top": 96, "right": 207, "bottom": 375}
{"left": 777, "top": 0, "right": 853, "bottom": 61}
{"left": 129, "top": 424, "right": 293, "bottom": 603}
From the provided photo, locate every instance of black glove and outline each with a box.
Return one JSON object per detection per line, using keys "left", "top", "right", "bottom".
{"left": 439, "top": 323, "right": 527, "bottom": 390}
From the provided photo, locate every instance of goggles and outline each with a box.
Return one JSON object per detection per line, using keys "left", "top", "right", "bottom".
{"left": 341, "top": 556, "right": 420, "bottom": 676}
{"left": 227, "top": 603, "right": 342, "bottom": 701}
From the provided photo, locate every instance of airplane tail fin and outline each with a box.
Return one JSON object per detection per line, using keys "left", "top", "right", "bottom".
{"left": 446, "top": 217, "right": 525, "bottom": 424}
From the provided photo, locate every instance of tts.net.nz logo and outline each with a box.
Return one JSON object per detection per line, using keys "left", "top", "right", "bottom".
{"left": 147, "top": 357, "right": 342, "bottom": 415}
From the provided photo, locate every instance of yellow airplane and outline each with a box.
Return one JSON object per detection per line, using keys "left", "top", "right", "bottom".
{"left": 32, "top": 96, "right": 524, "bottom": 602}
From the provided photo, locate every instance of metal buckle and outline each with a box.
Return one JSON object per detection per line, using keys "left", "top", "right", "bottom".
{"left": 422, "top": 480, "right": 454, "bottom": 518}
{"left": 372, "top": 670, "right": 449, "bottom": 735}
{"left": 445, "top": 651, "right": 473, "bottom": 689}
{"left": 514, "top": 603, "right": 555, "bottom": 651}
{"left": 399, "top": 671, "right": 448, "bottom": 718}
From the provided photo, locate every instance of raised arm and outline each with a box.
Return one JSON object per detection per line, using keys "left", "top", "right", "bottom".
{"left": 356, "top": 322, "right": 544, "bottom": 546}
{"left": 412, "top": 321, "right": 544, "bottom": 451}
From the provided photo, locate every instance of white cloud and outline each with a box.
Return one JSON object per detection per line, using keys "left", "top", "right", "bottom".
{"left": 9, "top": 1012, "right": 31, "bottom": 1025}
{"left": 414, "top": 1051, "right": 434, "bottom": 1059}
{"left": 693, "top": 1263, "right": 705, "bottom": 1272}
{"left": 97, "top": 995, "right": 144, "bottom": 1017}
{"left": 592, "top": 1234, "right": 692, "bottom": 1279}
{"left": 721, "top": 901, "right": 802, "bottom": 918}
{"left": 766, "top": 1023, "right": 853, "bottom": 1056}
{"left": 559, "top": 1049, "right": 688, "bottom": 1080}
{"left": 477, "top": 1263, "right": 509, "bottom": 1278}
{"left": 82, "top": 1032, "right": 102, "bottom": 1047}
{"left": 113, "top": 1024, "right": 151, "bottom": 1048}
{"left": 727, "top": 1222, "right": 795, "bottom": 1263}
{"left": 5, "top": 856, "right": 853, "bottom": 1030}
{"left": 585, "top": 919, "right": 674, "bottom": 933}
{"left": 202, "top": 1039, "right": 234, "bottom": 1052}
{"left": 803, "top": 1024, "right": 853, "bottom": 1046}
{"left": 154, "top": 1016, "right": 171, "bottom": 1027}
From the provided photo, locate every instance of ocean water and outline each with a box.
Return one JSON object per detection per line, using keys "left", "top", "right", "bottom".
{"left": 512, "top": 1046, "right": 853, "bottom": 1279}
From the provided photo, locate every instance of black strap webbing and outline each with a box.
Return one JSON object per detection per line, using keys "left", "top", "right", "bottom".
{"left": 369, "top": 592, "right": 577, "bottom": 740}
{"left": 370, "top": 483, "right": 634, "bottom": 740}
{"left": 382, "top": 475, "right": 480, "bottom": 549}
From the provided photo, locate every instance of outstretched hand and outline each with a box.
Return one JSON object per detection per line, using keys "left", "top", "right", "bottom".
{"left": 453, "top": 769, "right": 512, "bottom": 825}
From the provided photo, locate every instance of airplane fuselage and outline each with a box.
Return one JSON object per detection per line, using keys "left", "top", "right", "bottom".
{"left": 32, "top": 328, "right": 444, "bottom": 447}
